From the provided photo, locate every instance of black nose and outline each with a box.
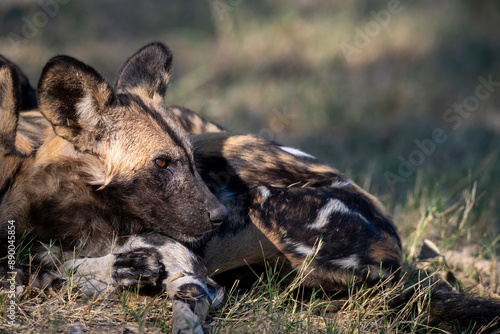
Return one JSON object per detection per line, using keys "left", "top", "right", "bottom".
{"left": 209, "top": 205, "right": 229, "bottom": 227}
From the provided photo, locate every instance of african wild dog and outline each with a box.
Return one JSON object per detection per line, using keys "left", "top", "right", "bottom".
{"left": 0, "top": 43, "right": 228, "bottom": 333}
{"left": 188, "top": 132, "right": 402, "bottom": 290}
{"left": 170, "top": 105, "right": 500, "bottom": 331}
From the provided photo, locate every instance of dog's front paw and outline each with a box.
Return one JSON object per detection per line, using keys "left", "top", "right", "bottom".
{"left": 112, "top": 248, "right": 163, "bottom": 287}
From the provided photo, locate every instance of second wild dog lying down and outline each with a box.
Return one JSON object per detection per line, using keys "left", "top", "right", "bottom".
{"left": 174, "top": 111, "right": 500, "bottom": 332}
{"left": 0, "top": 43, "right": 228, "bottom": 333}
{"left": 190, "top": 132, "right": 402, "bottom": 290}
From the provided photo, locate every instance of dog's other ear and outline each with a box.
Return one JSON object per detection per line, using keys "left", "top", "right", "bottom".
{"left": 0, "top": 55, "right": 38, "bottom": 111}
{"left": 0, "top": 64, "right": 20, "bottom": 155}
{"left": 114, "top": 41, "right": 173, "bottom": 100}
{"left": 37, "top": 55, "right": 116, "bottom": 151}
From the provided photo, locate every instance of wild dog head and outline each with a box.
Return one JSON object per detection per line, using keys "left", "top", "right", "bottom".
{"left": 36, "top": 42, "right": 228, "bottom": 242}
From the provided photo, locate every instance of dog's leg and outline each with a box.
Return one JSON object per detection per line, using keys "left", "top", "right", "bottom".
{"left": 61, "top": 232, "right": 223, "bottom": 333}
{"left": 120, "top": 232, "right": 223, "bottom": 334}
{"left": 62, "top": 248, "right": 162, "bottom": 295}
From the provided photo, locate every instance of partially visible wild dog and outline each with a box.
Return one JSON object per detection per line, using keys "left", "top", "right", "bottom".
{"left": 0, "top": 63, "right": 25, "bottom": 194}
{"left": 0, "top": 43, "right": 228, "bottom": 333}
{"left": 0, "top": 55, "right": 50, "bottom": 156}
{"left": 0, "top": 61, "right": 55, "bottom": 290}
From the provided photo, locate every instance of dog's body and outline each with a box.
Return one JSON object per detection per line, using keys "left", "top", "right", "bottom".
{"left": 151, "top": 100, "right": 500, "bottom": 332}
{"left": 191, "top": 132, "right": 402, "bottom": 290}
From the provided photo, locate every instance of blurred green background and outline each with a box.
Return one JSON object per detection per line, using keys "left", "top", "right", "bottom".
{"left": 1, "top": 0, "right": 499, "bottom": 234}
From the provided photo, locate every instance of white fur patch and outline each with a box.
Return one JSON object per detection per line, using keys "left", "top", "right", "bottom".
{"left": 293, "top": 243, "right": 314, "bottom": 257}
{"left": 330, "top": 255, "right": 360, "bottom": 269}
{"left": 62, "top": 255, "right": 116, "bottom": 296}
{"left": 330, "top": 180, "right": 351, "bottom": 188}
{"left": 356, "top": 213, "right": 370, "bottom": 226}
{"left": 258, "top": 186, "right": 271, "bottom": 204}
{"left": 279, "top": 146, "right": 315, "bottom": 159}
{"left": 310, "top": 199, "right": 350, "bottom": 229}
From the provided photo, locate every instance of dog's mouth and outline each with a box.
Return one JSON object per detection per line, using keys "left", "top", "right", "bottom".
{"left": 172, "top": 232, "right": 208, "bottom": 245}
{"left": 163, "top": 220, "right": 215, "bottom": 244}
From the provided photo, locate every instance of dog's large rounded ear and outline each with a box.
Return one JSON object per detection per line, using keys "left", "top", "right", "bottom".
{"left": 0, "top": 55, "right": 37, "bottom": 110}
{"left": 114, "top": 41, "right": 173, "bottom": 100}
{"left": 0, "top": 64, "right": 20, "bottom": 155}
{"left": 37, "top": 55, "right": 116, "bottom": 150}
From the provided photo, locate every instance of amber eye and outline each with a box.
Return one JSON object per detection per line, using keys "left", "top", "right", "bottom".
{"left": 155, "top": 158, "right": 168, "bottom": 168}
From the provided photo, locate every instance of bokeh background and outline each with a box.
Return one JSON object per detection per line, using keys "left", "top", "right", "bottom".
{"left": 1, "top": 0, "right": 499, "bottom": 243}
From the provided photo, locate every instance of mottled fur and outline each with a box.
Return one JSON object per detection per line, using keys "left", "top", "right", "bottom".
{"left": 0, "top": 63, "right": 24, "bottom": 195}
{"left": 0, "top": 56, "right": 50, "bottom": 198}
{"left": 169, "top": 105, "right": 228, "bottom": 135}
{"left": 0, "top": 43, "right": 228, "bottom": 333}
{"left": 190, "top": 133, "right": 401, "bottom": 290}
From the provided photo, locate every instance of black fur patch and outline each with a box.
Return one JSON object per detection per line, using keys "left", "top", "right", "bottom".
{"left": 114, "top": 41, "right": 173, "bottom": 97}
{"left": 174, "top": 283, "right": 208, "bottom": 313}
{"left": 113, "top": 248, "right": 164, "bottom": 287}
